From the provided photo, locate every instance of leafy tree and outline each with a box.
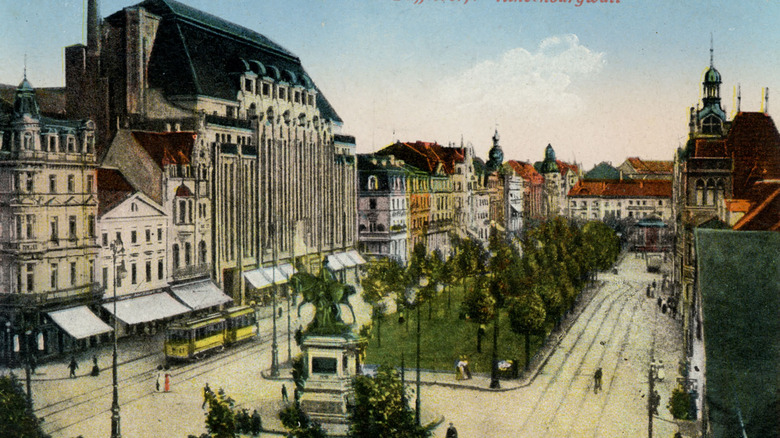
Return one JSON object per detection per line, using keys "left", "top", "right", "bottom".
{"left": 453, "top": 237, "right": 488, "bottom": 297}
{"left": 204, "top": 388, "right": 237, "bottom": 438}
{"left": 0, "top": 374, "right": 49, "bottom": 438}
{"left": 508, "top": 292, "right": 546, "bottom": 371}
{"left": 438, "top": 251, "right": 457, "bottom": 314}
{"left": 361, "top": 258, "right": 404, "bottom": 347}
{"left": 460, "top": 276, "right": 495, "bottom": 353}
{"left": 348, "top": 364, "right": 432, "bottom": 438}
{"left": 279, "top": 403, "right": 327, "bottom": 438}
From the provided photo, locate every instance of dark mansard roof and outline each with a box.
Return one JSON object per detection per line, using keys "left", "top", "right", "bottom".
{"left": 111, "top": 0, "right": 341, "bottom": 123}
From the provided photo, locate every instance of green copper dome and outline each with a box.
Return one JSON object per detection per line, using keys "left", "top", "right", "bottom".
{"left": 538, "top": 144, "right": 559, "bottom": 174}
{"left": 704, "top": 66, "right": 721, "bottom": 84}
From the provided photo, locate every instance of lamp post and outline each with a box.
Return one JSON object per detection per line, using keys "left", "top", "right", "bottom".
{"left": 109, "top": 239, "right": 126, "bottom": 438}
{"left": 4, "top": 321, "right": 10, "bottom": 372}
{"left": 415, "top": 276, "right": 428, "bottom": 426}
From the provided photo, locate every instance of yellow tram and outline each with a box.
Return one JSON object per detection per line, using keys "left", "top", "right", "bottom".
{"left": 164, "top": 306, "right": 257, "bottom": 361}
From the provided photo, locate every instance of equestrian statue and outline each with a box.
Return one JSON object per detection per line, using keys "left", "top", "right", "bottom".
{"left": 290, "top": 258, "right": 357, "bottom": 335}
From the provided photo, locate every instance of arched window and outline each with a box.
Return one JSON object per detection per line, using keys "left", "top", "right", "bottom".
{"left": 695, "top": 180, "right": 705, "bottom": 205}
{"left": 706, "top": 179, "right": 716, "bottom": 205}
{"left": 367, "top": 175, "right": 378, "bottom": 190}
{"left": 716, "top": 180, "right": 725, "bottom": 204}
{"left": 701, "top": 115, "right": 722, "bottom": 135}
{"left": 23, "top": 132, "right": 32, "bottom": 150}
{"left": 172, "top": 244, "right": 180, "bottom": 270}
{"left": 185, "top": 242, "right": 192, "bottom": 266}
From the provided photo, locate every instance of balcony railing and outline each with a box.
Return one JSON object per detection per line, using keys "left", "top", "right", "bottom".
{"left": 205, "top": 114, "right": 253, "bottom": 129}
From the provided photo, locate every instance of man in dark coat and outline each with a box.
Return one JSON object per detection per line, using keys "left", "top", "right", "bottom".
{"left": 446, "top": 422, "right": 458, "bottom": 438}
{"left": 594, "top": 368, "right": 603, "bottom": 393}
{"left": 68, "top": 356, "right": 79, "bottom": 378}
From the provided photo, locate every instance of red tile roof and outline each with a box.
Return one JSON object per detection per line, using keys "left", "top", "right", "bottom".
{"left": 732, "top": 182, "right": 780, "bottom": 231}
{"left": 726, "top": 112, "right": 780, "bottom": 198}
{"left": 506, "top": 160, "right": 543, "bottom": 184}
{"left": 131, "top": 131, "right": 197, "bottom": 168}
{"left": 568, "top": 179, "right": 672, "bottom": 198}
{"left": 97, "top": 168, "right": 135, "bottom": 217}
{"left": 626, "top": 157, "right": 674, "bottom": 174}
{"left": 376, "top": 141, "right": 465, "bottom": 174}
{"left": 556, "top": 160, "right": 579, "bottom": 176}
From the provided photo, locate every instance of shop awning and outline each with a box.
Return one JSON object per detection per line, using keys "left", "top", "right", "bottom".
{"left": 244, "top": 264, "right": 296, "bottom": 289}
{"left": 103, "top": 292, "right": 191, "bottom": 325}
{"left": 326, "top": 254, "right": 346, "bottom": 271}
{"left": 328, "top": 251, "right": 367, "bottom": 270}
{"left": 48, "top": 306, "right": 113, "bottom": 339}
{"left": 345, "top": 250, "right": 367, "bottom": 265}
{"left": 170, "top": 279, "right": 233, "bottom": 310}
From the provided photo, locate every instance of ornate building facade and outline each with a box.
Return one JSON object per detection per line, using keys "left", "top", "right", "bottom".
{"left": 66, "top": 0, "right": 357, "bottom": 302}
{"left": 0, "top": 76, "right": 107, "bottom": 361}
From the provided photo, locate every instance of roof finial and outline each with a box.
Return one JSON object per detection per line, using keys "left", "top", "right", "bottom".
{"left": 23, "top": 53, "right": 27, "bottom": 79}
{"left": 766, "top": 88, "right": 770, "bottom": 114}
{"left": 737, "top": 83, "right": 741, "bottom": 113}
{"left": 710, "top": 33, "right": 714, "bottom": 67}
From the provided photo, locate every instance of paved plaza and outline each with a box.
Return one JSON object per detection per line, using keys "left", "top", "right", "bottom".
{"left": 13, "top": 253, "right": 689, "bottom": 437}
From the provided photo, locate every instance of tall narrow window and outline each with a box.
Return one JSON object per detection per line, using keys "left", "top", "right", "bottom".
{"left": 185, "top": 242, "right": 192, "bottom": 266}
{"left": 26, "top": 215, "right": 35, "bottom": 239}
{"left": 26, "top": 264, "right": 34, "bottom": 293}
{"left": 49, "top": 175, "right": 56, "bottom": 193}
{"left": 70, "top": 261, "right": 77, "bottom": 286}
{"left": 102, "top": 267, "right": 108, "bottom": 289}
{"left": 172, "top": 244, "right": 180, "bottom": 270}
{"left": 50, "top": 217, "right": 59, "bottom": 243}
{"left": 67, "top": 175, "right": 75, "bottom": 193}
{"left": 50, "top": 263, "right": 58, "bottom": 289}
{"left": 158, "top": 259, "right": 164, "bottom": 280}
{"left": 131, "top": 263, "right": 137, "bottom": 285}
{"left": 88, "top": 215, "right": 95, "bottom": 237}
{"left": 86, "top": 175, "right": 94, "bottom": 193}
{"left": 146, "top": 261, "right": 152, "bottom": 283}
{"left": 69, "top": 216, "right": 77, "bottom": 240}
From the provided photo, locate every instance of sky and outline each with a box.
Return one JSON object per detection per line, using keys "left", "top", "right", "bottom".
{"left": 1, "top": 0, "right": 778, "bottom": 169}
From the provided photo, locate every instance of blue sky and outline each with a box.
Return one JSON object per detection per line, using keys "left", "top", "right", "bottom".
{"left": 1, "top": 0, "right": 778, "bottom": 168}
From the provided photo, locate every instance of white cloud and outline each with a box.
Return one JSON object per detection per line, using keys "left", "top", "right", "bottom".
{"left": 437, "top": 34, "right": 605, "bottom": 115}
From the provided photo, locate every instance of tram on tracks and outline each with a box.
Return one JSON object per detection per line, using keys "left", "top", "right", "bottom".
{"left": 164, "top": 305, "right": 257, "bottom": 361}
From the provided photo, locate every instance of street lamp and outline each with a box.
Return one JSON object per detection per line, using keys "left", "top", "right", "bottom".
{"left": 4, "top": 321, "right": 10, "bottom": 372}
{"left": 109, "top": 239, "right": 127, "bottom": 438}
{"left": 414, "top": 276, "right": 428, "bottom": 426}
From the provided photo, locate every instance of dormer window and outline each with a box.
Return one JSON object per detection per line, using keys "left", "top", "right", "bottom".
{"left": 67, "top": 136, "right": 75, "bottom": 153}
{"left": 262, "top": 82, "right": 271, "bottom": 97}
{"left": 701, "top": 115, "right": 722, "bottom": 135}
{"left": 294, "top": 91, "right": 301, "bottom": 104}
{"left": 244, "top": 78, "right": 254, "bottom": 93}
{"left": 279, "top": 87, "right": 286, "bottom": 101}
{"left": 23, "top": 132, "right": 33, "bottom": 150}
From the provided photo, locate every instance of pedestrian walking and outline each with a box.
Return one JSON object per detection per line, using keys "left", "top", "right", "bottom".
{"left": 446, "top": 422, "right": 458, "bottom": 438}
{"left": 68, "top": 356, "right": 78, "bottom": 378}
{"left": 156, "top": 366, "right": 163, "bottom": 392}
{"left": 202, "top": 383, "right": 212, "bottom": 409}
{"left": 281, "top": 384, "right": 289, "bottom": 403}
{"left": 29, "top": 355, "right": 37, "bottom": 374}
{"left": 164, "top": 373, "right": 171, "bottom": 392}
{"left": 593, "top": 368, "right": 603, "bottom": 393}
{"left": 91, "top": 355, "right": 100, "bottom": 376}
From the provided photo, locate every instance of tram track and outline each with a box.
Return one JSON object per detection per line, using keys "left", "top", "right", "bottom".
{"left": 556, "top": 289, "right": 645, "bottom": 438}
{"left": 515, "top": 282, "right": 633, "bottom": 433}
{"left": 39, "top": 324, "right": 294, "bottom": 436}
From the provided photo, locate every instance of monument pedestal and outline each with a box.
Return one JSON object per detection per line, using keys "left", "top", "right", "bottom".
{"left": 300, "top": 334, "right": 364, "bottom": 437}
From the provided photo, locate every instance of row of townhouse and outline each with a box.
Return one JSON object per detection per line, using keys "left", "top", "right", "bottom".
{"left": 0, "top": 0, "right": 361, "bottom": 363}
{"left": 356, "top": 131, "right": 580, "bottom": 263}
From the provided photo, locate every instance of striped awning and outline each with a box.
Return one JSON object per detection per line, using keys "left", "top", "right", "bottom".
{"left": 103, "top": 292, "right": 191, "bottom": 325}
{"left": 244, "top": 263, "right": 296, "bottom": 289}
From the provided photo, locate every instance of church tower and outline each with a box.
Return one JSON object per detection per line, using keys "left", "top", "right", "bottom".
{"left": 696, "top": 39, "right": 726, "bottom": 136}
{"left": 485, "top": 129, "right": 504, "bottom": 173}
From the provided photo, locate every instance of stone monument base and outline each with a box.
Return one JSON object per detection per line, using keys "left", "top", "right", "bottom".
{"left": 300, "top": 334, "right": 364, "bottom": 437}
